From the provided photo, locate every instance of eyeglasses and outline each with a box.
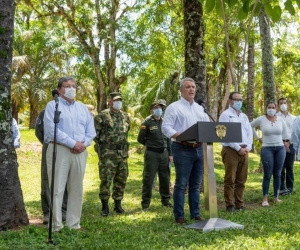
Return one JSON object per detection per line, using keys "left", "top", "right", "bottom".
{"left": 61, "top": 85, "right": 76, "bottom": 89}
{"left": 232, "top": 99, "right": 243, "bottom": 102}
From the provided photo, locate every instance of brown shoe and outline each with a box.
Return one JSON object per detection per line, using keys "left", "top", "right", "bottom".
{"left": 175, "top": 218, "right": 185, "bottom": 225}
{"left": 194, "top": 216, "right": 203, "bottom": 221}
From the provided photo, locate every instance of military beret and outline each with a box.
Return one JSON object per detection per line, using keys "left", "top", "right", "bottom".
{"left": 110, "top": 92, "right": 122, "bottom": 101}
{"left": 150, "top": 99, "right": 166, "bottom": 110}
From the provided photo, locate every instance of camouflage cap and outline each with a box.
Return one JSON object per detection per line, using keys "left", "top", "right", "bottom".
{"left": 150, "top": 99, "right": 166, "bottom": 110}
{"left": 110, "top": 92, "right": 122, "bottom": 101}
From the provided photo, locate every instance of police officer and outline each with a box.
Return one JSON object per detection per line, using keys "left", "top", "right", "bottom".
{"left": 94, "top": 92, "right": 130, "bottom": 216}
{"left": 138, "top": 100, "right": 173, "bottom": 210}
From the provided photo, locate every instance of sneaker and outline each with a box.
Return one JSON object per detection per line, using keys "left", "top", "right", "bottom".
{"left": 279, "top": 189, "right": 289, "bottom": 196}
{"left": 287, "top": 188, "right": 295, "bottom": 193}
{"left": 235, "top": 206, "right": 245, "bottom": 211}
{"left": 226, "top": 205, "right": 235, "bottom": 212}
{"left": 262, "top": 201, "right": 269, "bottom": 207}
{"left": 43, "top": 214, "right": 49, "bottom": 225}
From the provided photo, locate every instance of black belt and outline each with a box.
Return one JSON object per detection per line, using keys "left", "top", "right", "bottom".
{"left": 174, "top": 141, "right": 202, "bottom": 148}
{"left": 147, "top": 147, "right": 167, "bottom": 153}
{"left": 49, "top": 141, "right": 62, "bottom": 146}
{"left": 103, "top": 144, "right": 126, "bottom": 150}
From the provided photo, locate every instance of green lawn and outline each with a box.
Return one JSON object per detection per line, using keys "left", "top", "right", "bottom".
{"left": 1, "top": 129, "right": 300, "bottom": 249}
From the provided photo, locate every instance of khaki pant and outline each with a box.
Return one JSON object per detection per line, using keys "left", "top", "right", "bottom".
{"left": 221, "top": 146, "right": 248, "bottom": 208}
{"left": 46, "top": 144, "right": 88, "bottom": 231}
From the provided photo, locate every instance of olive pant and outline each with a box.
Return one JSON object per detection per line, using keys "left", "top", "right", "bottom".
{"left": 141, "top": 150, "right": 170, "bottom": 208}
{"left": 221, "top": 146, "right": 248, "bottom": 208}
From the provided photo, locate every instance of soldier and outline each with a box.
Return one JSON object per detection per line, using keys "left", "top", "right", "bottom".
{"left": 138, "top": 100, "right": 173, "bottom": 210}
{"left": 94, "top": 92, "right": 130, "bottom": 216}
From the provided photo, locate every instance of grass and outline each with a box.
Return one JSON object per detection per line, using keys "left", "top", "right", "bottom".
{"left": 1, "top": 129, "right": 300, "bottom": 249}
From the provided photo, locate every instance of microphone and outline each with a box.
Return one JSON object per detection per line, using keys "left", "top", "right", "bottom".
{"left": 52, "top": 89, "right": 59, "bottom": 104}
{"left": 196, "top": 99, "right": 215, "bottom": 122}
{"left": 197, "top": 99, "right": 207, "bottom": 112}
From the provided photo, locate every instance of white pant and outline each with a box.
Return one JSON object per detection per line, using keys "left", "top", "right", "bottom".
{"left": 46, "top": 143, "right": 88, "bottom": 231}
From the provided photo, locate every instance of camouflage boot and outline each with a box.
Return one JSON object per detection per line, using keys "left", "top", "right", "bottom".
{"left": 101, "top": 200, "right": 109, "bottom": 216}
{"left": 114, "top": 200, "right": 125, "bottom": 214}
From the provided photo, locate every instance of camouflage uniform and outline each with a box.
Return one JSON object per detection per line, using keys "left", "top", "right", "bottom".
{"left": 94, "top": 107, "right": 130, "bottom": 202}
{"left": 137, "top": 101, "right": 172, "bottom": 209}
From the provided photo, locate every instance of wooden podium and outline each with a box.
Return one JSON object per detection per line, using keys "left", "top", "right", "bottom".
{"left": 176, "top": 121, "right": 244, "bottom": 232}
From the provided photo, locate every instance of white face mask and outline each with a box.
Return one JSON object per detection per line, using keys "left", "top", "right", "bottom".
{"left": 267, "top": 109, "right": 276, "bottom": 117}
{"left": 280, "top": 103, "right": 288, "bottom": 112}
{"left": 64, "top": 87, "right": 76, "bottom": 99}
{"left": 113, "top": 100, "right": 122, "bottom": 110}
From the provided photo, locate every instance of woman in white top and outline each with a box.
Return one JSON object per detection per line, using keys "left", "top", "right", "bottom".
{"left": 251, "top": 101, "right": 288, "bottom": 207}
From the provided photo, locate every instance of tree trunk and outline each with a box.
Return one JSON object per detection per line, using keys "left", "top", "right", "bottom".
{"left": 212, "top": 66, "right": 226, "bottom": 121}
{"left": 259, "top": 7, "right": 276, "bottom": 105}
{"left": 247, "top": 42, "right": 255, "bottom": 122}
{"left": 183, "top": 0, "right": 206, "bottom": 102}
{"left": 0, "top": 0, "right": 29, "bottom": 230}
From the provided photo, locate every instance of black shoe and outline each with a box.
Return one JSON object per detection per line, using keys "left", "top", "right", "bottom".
{"left": 162, "top": 202, "right": 173, "bottom": 208}
{"left": 287, "top": 188, "right": 295, "bottom": 193}
{"left": 114, "top": 200, "right": 125, "bottom": 214}
{"left": 101, "top": 200, "right": 109, "bottom": 216}
{"left": 235, "top": 206, "right": 245, "bottom": 211}
{"left": 226, "top": 205, "right": 235, "bottom": 213}
{"left": 43, "top": 214, "right": 49, "bottom": 225}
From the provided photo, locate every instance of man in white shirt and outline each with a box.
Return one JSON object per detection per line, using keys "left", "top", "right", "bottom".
{"left": 162, "top": 77, "right": 210, "bottom": 225}
{"left": 219, "top": 92, "right": 253, "bottom": 212}
{"left": 44, "top": 76, "right": 96, "bottom": 232}
{"left": 277, "top": 97, "right": 296, "bottom": 195}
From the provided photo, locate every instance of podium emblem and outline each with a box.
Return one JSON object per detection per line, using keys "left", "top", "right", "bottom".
{"left": 215, "top": 124, "right": 227, "bottom": 139}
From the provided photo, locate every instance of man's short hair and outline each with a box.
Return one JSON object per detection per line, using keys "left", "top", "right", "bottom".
{"left": 277, "top": 97, "right": 287, "bottom": 104}
{"left": 229, "top": 91, "right": 240, "bottom": 100}
{"left": 179, "top": 77, "right": 195, "bottom": 88}
{"left": 57, "top": 76, "right": 76, "bottom": 88}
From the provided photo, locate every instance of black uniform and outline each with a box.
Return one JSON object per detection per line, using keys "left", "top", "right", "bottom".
{"left": 137, "top": 115, "right": 172, "bottom": 209}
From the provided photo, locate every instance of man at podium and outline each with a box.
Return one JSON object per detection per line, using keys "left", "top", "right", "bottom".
{"left": 219, "top": 91, "right": 253, "bottom": 212}
{"left": 162, "top": 77, "right": 210, "bottom": 225}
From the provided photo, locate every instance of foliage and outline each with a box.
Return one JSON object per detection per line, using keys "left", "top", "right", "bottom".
{"left": 201, "top": 0, "right": 300, "bottom": 23}
{"left": 2, "top": 129, "right": 300, "bottom": 248}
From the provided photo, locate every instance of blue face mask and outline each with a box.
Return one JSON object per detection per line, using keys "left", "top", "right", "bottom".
{"left": 232, "top": 101, "right": 242, "bottom": 111}
{"left": 153, "top": 108, "right": 163, "bottom": 117}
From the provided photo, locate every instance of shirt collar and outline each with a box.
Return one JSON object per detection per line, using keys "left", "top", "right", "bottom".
{"left": 59, "top": 97, "right": 75, "bottom": 105}
{"left": 180, "top": 96, "right": 195, "bottom": 106}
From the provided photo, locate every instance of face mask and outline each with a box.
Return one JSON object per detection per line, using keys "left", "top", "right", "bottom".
{"left": 113, "top": 100, "right": 122, "bottom": 110}
{"left": 280, "top": 104, "right": 288, "bottom": 112}
{"left": 267, "top": 109, "right": 276, "bottom": 116}
{"left": 153, "top": 108, "right": 163, "bottom": 117}
{"left": 232, "top": 101, "right": 242, "bottom": 111}
{"left": 64, "top": 87, "right": 76, "bottom": 99}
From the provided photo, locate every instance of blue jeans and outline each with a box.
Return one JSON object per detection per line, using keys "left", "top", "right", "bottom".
{"left": 261, "top": 146, "right": 285, "bottom": 197}
{"left": 172, "top": 142, "right": 204, "bottom": 220}
{"left": 280, "top": 144, "right": 295, "bottom": 190}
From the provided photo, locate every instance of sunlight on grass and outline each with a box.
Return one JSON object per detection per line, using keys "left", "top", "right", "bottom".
{"left": 2, "top": 130, "right": 300, "bottom": 249}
